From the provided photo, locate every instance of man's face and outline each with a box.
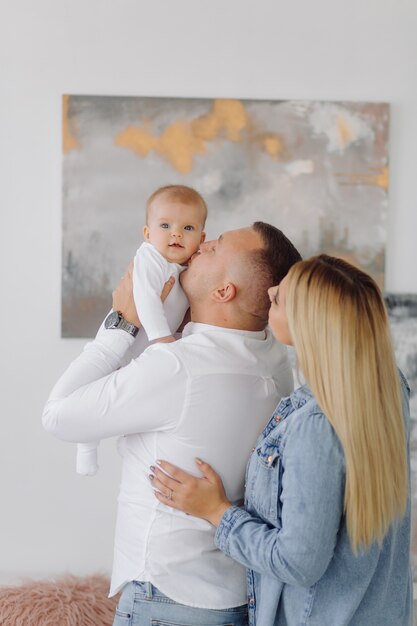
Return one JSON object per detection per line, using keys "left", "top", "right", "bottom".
{"left": 180, "top": 227, "right": 263, "bottom": 300}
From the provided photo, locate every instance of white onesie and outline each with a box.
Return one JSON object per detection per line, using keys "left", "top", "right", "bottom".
{"left": 75, "top": 242, "right": 189, "bottom": 476}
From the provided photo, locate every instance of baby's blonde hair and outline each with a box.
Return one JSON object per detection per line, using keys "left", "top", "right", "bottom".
{"left": 285, "top": 255, "right": 408, "bottom": 552}
{"left": 146, "top": 185, "right": 207, "bottom": 225}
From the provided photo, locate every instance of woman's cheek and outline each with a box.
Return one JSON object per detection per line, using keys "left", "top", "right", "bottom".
{"left": 269, "top": 312, "right": 292, "bottom": 346}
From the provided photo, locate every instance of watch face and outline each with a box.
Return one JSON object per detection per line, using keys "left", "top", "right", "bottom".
{"left": 105, "top": 311, "right": 121, "bottom": 329}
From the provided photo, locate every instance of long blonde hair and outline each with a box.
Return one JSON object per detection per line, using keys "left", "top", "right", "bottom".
{"left": 285, "top": 255, "right": 408, "bottom": 552}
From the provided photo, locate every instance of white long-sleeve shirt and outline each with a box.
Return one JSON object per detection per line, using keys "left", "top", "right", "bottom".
{"left": 43, "top": 322, "right": 293, "bottom": 608}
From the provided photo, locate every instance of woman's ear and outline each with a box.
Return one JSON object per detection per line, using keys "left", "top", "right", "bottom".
{"left": 211, "top": 282, "right": 236, "bottom": 303}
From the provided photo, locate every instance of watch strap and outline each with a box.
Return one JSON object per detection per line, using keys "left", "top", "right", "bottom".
{"left": 117, "top": 317, "right": 139, "bottom": 337}
{"left": 105, "top": 310, "right": 139, "bottom": 337}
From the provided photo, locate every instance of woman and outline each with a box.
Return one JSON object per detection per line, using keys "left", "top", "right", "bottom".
{"left": 150, "top": 255, "right": 412, "bottom": 625}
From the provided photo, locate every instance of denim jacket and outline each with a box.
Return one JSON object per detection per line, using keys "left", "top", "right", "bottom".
{"left": 215, "top": 372, "right": 412, "bottom": 626}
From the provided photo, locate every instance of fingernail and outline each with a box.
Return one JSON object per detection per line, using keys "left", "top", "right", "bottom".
{"left": 150, "top": 466, "right": 155, "bottom": 472}
{"left": 195, "top": 458, "right": 202, "bottom": 465}
{"left": 156, "top": 460, "right": 162, "bottom": 465}
{"left": 149, "top": 474, "right": 154, "bottom": 481}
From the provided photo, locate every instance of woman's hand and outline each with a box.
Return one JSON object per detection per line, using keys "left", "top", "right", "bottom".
{"left": 112, "top": 261, "right": 175, "bottom": 327}
{"left": 150, "top": 459, "right": 232, "bottom": 527}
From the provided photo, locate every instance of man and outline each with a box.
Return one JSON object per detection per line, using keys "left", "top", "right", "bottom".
{"left": 43, "top": 222, "right": 301, "bottom": 625}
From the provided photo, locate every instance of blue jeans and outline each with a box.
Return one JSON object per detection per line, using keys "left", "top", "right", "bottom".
{"left": 113, "top": 581, "right": 248, "bottom": 626}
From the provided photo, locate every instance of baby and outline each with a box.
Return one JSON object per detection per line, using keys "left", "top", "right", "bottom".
{"left": 76, "top": 184, "right": 207, "bottom": 476}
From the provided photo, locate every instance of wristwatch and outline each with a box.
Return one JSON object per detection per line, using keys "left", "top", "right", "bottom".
{"left": 104, "top": 311, "right": 139, "bottom": 337}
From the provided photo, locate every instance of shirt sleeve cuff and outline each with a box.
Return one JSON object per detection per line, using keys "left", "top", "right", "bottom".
{"left": 214, "top": 506, "right": 249, "bottom": 556}
{"left": 94, "top": 324, "right": 136, "bottom": 361}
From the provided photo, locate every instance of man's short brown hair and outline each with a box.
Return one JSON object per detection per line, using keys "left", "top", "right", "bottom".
{"left": 242, "top": 222, "right": 302, "bottom": 325}
{"left": 146, "top": 185, "right": 208, "bottom": 225}
{"left": 252, "top": 221, "right": 302, "bottom": 284}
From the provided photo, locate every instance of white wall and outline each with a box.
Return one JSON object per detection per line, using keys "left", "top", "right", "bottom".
{"left": 1, "top": 0, "right": 416, "bottom": 583}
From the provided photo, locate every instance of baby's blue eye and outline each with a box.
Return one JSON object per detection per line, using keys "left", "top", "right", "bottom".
{"left": 184, "top": 225, "right": 194, "bottom": 231}
{"left": 161, "top": 223, "right": 169, "bottom": 229}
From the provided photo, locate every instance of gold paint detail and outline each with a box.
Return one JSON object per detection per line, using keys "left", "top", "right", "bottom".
{"left": 115, "top": 124, "right": 157, "bottom": 158}
{"left": 192, "top": 99, "right": 248, "bottom": 142}
{"left": 62, "top": 95, "right": 81, "bottom": 154}
{"left": 262, "top": 133, "right": 284, "bottom": 159}
{"left": 337, "top": 115, "right": 352, "bottom": 147}
{"left": 337, "top": 166, "right": 389, "bottom": 192}
{"left": 114, "top": 99, "right": 257, "bottom": 174}
{"left": 156, "top": 122, "right": 206, "bottom": 175}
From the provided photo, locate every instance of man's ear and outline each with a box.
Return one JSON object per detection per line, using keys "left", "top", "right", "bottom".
{"left": 143, "top": 225, "right": 150, "bottom": 240}
{"left": 200, "top": 231, "right": 206, "bottom": 244}
{"left": 211, "top": 282, "right": 236, "bottom": 303}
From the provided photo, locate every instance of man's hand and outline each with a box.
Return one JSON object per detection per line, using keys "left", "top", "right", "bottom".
{"left": 150, "top": 459, "right": 232, "bottom": 527}
{"left": 112, "top": 262, "right": 175, "bottom": 327}
{"left": 112, "top": 262, "right": 139, "bottom": 326}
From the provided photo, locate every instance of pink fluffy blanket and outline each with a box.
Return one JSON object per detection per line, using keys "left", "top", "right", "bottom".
{"left": 0, "top": 574, "right": 117, "bottom": 625}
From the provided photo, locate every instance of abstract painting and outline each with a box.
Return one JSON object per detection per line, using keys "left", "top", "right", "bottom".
{"left": 62, "top": 95, "right": 389, "bottom": 337}
{"left": 386, "top": 294, "right": 417, "bottom": 582}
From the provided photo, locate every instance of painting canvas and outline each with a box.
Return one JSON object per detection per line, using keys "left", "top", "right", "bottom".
{"left": 62, "top": 95, "right": 389, "bottom": 337}
{"left": 386, "top": 294, "right": 417, "bottom": 582}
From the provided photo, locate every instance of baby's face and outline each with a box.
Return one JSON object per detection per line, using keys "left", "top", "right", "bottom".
{"left": 144, "top": 198, "right": 206, "bottom": 264}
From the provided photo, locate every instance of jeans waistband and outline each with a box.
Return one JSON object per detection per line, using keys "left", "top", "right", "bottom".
{"left": 131, "top": 581, "right": 248, "bottom": 613}
{"left": 133, "top": 580, "right": 167, "bottom": 600}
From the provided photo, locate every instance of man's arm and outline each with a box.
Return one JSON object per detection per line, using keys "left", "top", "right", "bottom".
{"left": 42, "top": 341, "right": 185, "bottom": 442}
{"left": 42, "top": 266, "right": 183, "bottom": 442}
